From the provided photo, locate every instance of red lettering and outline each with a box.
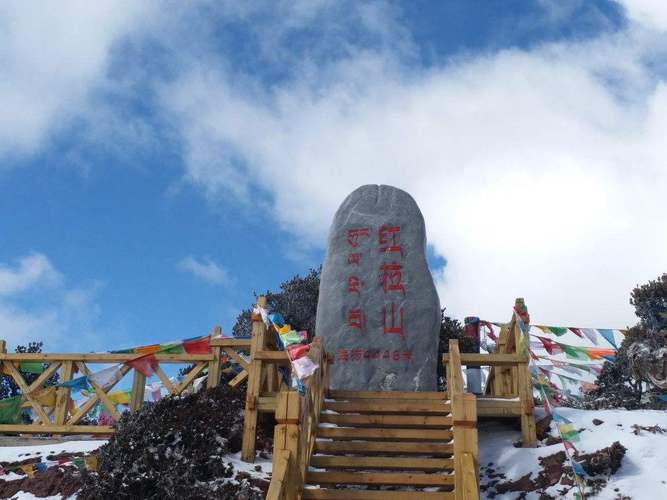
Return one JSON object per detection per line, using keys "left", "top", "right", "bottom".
{"left": 348, "top": 309, "right": 366, "bottom": 330}
{"left": 338, "top": 349, "right": 349, "bottom": 362}
{"left": 380, "top": 262, "right": 405, "bottom": 294}
{"left": 347, "top": 228, "right": 370, "bottom": 248}
{"left": 379, "top": 226, "right": 402, "bottom": 255}
{"left": 382, "top": 350, "right": 390, "bottom": 360}
{"left": 348, "top": 253, "right": 362, "bottom": 265}
{"left": 348, "top": 276, "right": 362, "bottom": 294}
{"left": 383, "top": 303, "right": 405, "bottom": 336}
{"left": 352, "top": 349, "right": 363, "bottom": 362}
{"left": 371, "top": 350, "right": 380, "bottom": 360}
{"left": 393, "top": 350, "right": 401, "bottom": 361}
{"left": 403, "top": 351, "right": 412, "bottom": 361}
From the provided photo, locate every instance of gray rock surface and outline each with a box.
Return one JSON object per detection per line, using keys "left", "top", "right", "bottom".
{"left": 316, "top": 185, "right": 440, "bottom": 391}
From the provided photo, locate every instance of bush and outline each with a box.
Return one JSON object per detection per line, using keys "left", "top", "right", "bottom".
{"left": 78, "top": 385, "right": 264, "bottom": 500}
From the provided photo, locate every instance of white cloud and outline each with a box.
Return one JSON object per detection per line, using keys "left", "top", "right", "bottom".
{"left": 0, "top": 253, "right": 103, "bottom": 350}
{"left": 0, "top": 253, "right": 62, "bottom": 295}
{"left": 616, "top": 0, "right": 667, "bottom": 31}
{"left": 178, "top": 256, "right": 230, "bottom": 285}
{"left": 0, "top": 0, "right": 154, "bottom": 159}
{"left": 161, "top": 5, "right": 667, "bottom": 328}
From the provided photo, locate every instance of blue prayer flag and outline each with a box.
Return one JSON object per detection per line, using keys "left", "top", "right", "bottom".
{"left": 597, "top": 329, "right": 617, "bottom": 349}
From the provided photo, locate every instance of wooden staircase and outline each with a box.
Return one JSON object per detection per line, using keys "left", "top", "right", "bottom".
{"left": 301, "top": 390, "right": 456, "bottom": 499}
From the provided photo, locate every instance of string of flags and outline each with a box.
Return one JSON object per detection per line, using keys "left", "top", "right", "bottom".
{"left": 490, "top": 321, "right": 624, "bottom": 349}
{"left": 511, "top": 308, "right": 588, "bottom": 498}
{"left": 0, "top": 454, "right": 98, "bottom": 478}
{"left": 254, "top": 306, "right": 320, "bottom": 382}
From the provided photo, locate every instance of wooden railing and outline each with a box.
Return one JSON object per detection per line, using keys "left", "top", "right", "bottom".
{"left": 0, "top": 330, "right": 252, "bottom": 435}
{"left": 266, "top": 337, "right": 328, "bottom": 500}
{"left": 443, "top": 298, "right": 537, "bottom": 447}
{"left": 447, "top": 339, "right": 480, "bottom": 500}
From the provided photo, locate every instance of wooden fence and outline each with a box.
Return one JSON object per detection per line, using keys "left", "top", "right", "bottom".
{"left": 0, "top": 330, "right": 251, "bottom": 435}
{"left": 443, "top": 298, "right": 537, "bottom": 447}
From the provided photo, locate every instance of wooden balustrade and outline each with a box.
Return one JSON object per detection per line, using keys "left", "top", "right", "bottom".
{"left": 442, "top": 299, "right": 537, "bottom": 447}
{"left": 266, "top": 337, "right": 328, "bottom": 500}
{"left": 0, "top": 328, "right": 251, "bottom": 436}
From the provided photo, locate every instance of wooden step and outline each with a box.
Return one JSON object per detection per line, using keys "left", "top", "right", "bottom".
{"left": 315, "top": 440, "right": 454, "bottom": 455}
{"left": 328, "top": 390, "right": 447, "bottom": 400}
{"left": 323, "top": 401, "right": 451, "bottom": 415}
{"left": 317, "top": 427, "right": 453, "bottom": 441}
{"left": 310, "top": 455, "right": 454, "bottom": 471}
{"left": 306, "top": 471, "right": 455, "bottom": 487}
{"left": 320, "top": 414, "right": 452, "bottom": 428}
{"left": 302, "top": 490, "right": 454, "bottom": 499}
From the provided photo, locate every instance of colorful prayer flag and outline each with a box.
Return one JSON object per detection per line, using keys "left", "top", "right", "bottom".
{"left": 548, "top": 326, "right": 568, "bottom": 336}
{"left": 59, "top": 376, "right": 91, "bottom": 391}
{"left": 597, "top": 329, "right": 618, "bottom": 349}
{"left": 19, "top": 362, "right": 45, "bottom": 374}
{"left": 183, "top": 337, "right": 210, "bottom": 354}
{"left": 581, "top": 328, "right": 599, "bottom": 345}
{"left": 0, "top": 396, "right": 23, "bottom": 424}
{"left": 89, "top": 365, "right": 123, "bottom": 390}
{"left": 126, "top": 354, "right": 159, "bottom": 377}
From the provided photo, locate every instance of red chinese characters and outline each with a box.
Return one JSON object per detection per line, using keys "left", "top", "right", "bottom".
{"left": 383, "top": 302, "right": 404, "bottom": 336}
{"left": 379, "top": 225, "right": 402, "bottom": 255}
{"left": 347, "top": 228, "right": 370, "bottom": 248}
{"left": 348, "top": 308, "right": 365, "bottom": 330}
{"left": 380, "top": 262, "right": 405, "bottom": 294}
{"left": 335, "top": 349, "right": 412, "bottom": 363}
{"left": 348, "top": 276, "right": 361, "bottom": 294}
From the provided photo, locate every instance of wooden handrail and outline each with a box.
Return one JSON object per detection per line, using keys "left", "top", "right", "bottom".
{"left": 266, "top": 336, "right": 328, "bottom": 499}
{"left": 448, "top": 340, "right": 480, "bottom": 500}
{"left": 442, "top": 353, "right": 528, "bottom": 366}
{"left": 0, "top": 326, "right": 233, "bottom": 435}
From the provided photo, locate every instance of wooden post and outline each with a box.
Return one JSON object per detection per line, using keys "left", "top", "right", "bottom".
{"left": 130, "top": 370, "right": 146, "bottom": 412}
{"left": 242, "top": 296, "right": 268, "bottom": 462}
{"left": 207, "top": 326, "right": 222, "bottom": 389}
{"left": 54, "top": 361, "right": 73, "bottom": 426}
{"left": 268, "top": 391, "right": 301, "bottom": 500}
{"left": 514, "top": 298, "right": 536, "bottom": 447}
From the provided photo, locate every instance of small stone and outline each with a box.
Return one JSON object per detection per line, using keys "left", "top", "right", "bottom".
{"left": 593, "top": 418, "right": 604, "bottom": 426}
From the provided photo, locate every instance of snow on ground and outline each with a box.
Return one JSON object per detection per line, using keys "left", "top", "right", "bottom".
{"left": 10, "top": 493, "right": 69, "bottom": 500}
{"left": 225, "top": 451, "right": 273, "bottom": 482}
{"left": 0, "top": 440, "right": 106, "bottom": 464}
{"left": 480, "top": 408, "right": 667, "bottom": 499}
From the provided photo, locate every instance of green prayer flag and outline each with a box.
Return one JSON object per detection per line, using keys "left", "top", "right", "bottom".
{"left": 548, "top": 326, "right": 568, "bottom": 336}
{"left": 279, "top": 330, "right": 302, "bottom": 347}
{"left": 19, "top": 362, "right": 45, "bottom": 375}
{"left": 0, "top": 396, "right": 23, "bottom": 424}
{"left": 562, "top": 345, "right": 589, "bottom": 361}
{"left": 160, "top": 343, "right": 185, "bottom": 354}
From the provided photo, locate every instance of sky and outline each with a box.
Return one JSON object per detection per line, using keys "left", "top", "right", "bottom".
{"left": 1, "top": 0, "right": 666, "bottom": 352}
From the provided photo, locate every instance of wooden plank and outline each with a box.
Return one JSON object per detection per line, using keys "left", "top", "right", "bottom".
{"left": 210, "top": 338, "right": 251, "bottom": 347}
{"left": 130, "top": 370, "right": 146, "bottom": 412}
{"left": 227, "top": 369, "right": 248, "bottom": 388}
{"left": 223, "top": 347, "right": 249, "bottom": 369}
{"left": 310, "top": 456, "right": 454, "bottom": 471}
{"left": 0, "top": 353, "right": 215, "bottom": 362}
{"left": 67, "top": 364, "right": 130, "bottom": 425}
{"left": 302, "top": 490, "right": 453, "bottom": 500}
{"left": 258, "top": 396, "right": 277, "bottom": 412}
{"left": 319, "top": 414, "right": 452, "bottom": 428}
{"left": 460, "top": 452, "right": 480, "bottom": 500}
{"left": 27, "top": 361, "right": 61, "bottom": 393}
{"left": 253, "top": 351, "right": 290, "bottom": 363}
{"left": 54, "top": 361, "right": 74, "bottom": 426}
{"left": 154, "top": 364, "right": 175, "bottom": 394}
{"left": 323, "top": 401, "right": 451, "bottom": 414}
{"left": 266, "top": 449, "right": 290, "bottom": 500}
{"left": 207, "top": 326, "right": 223, "bottom": 389}
{"left": 328, "top": 390, "right": 446, "bottom": 400}
{"left": 0, "top": 424, "right": 113, "bottom": 434}
{"left": 317, "top": 427, "right": 453, "bottom": 441}
{"left": 315, "top": 441, "right": 453, "bottom": 455}
{"left": 173, "top": 362, "right": 206, "bottom": 395}
{"left": 241, "top": 295, "right": 267, "bottom": 463}
{"left": 306, "top": 471, "right": 455, "bottom": 486}
{"left": 5, "top": 362, "right": 51, "bottom": 425}
{"left": 442, "top": 353, "right": 526, "bottom": 366}
{"left": 76, "top": 361, "right": 122, "bottom": 421}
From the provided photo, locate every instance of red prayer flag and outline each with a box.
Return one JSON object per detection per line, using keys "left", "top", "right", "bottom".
{"left": 183, "top": 337, "right": 210, "bottom": 354}
{"left": 569, "top": 328, "right": 584, "bottom": 338}
{"left": 127, "top": 354, "right": 159, "bottom": 377}
{"left": 287, "top": 344, "right": 310, "bottom": 361}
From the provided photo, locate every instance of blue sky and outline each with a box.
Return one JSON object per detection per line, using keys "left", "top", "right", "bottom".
{"left": 1, "top": 0, "right": 666, "bottom": 352}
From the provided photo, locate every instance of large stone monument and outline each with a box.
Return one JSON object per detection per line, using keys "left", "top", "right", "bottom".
{"left": 316, "top": 184, "right": 440, "bottom": 391}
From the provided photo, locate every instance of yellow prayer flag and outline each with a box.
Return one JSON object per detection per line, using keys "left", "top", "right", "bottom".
{"left": 34, "top": 387, "right": 57, "bottom": 408}
{"left": 278, "top": 324, "right": 292, "bottom": 334}
{"left": 84, "top": 455, "right": 98, "bottom": 471}
{"left": 20, "top": 464, "right": 34, "bottom": 478}
{"left": 108, "top": 391, "right": 130, "bottom": 405}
